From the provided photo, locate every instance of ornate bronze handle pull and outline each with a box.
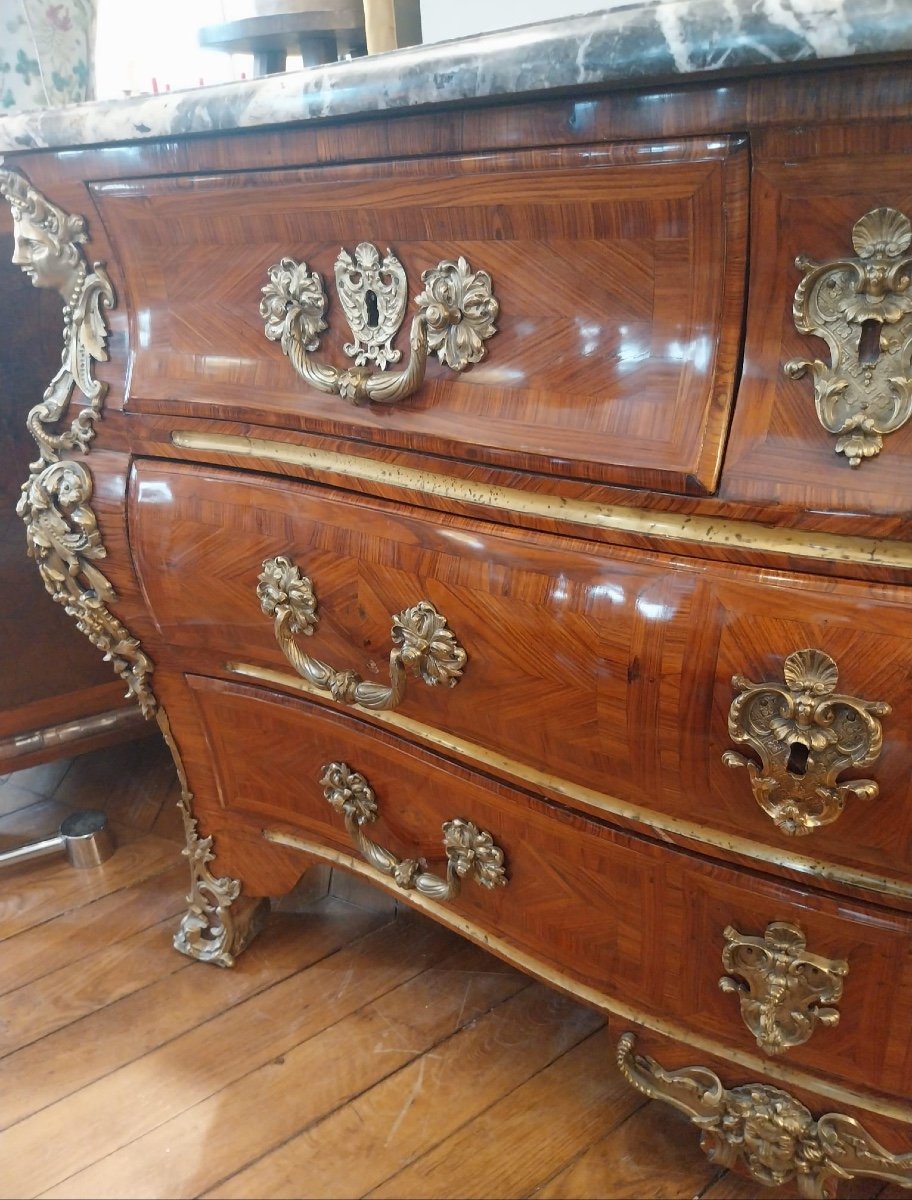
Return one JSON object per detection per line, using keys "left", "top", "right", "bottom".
{"left": 256, "top": 556, "right": 466, "bottom": 711}
{"left": 260, "top": 241, "right": 498, "bottom": 406}
{"left": 719, "top": 921, "right": 847, "bottom": 1056}
{"left": 785, "top": 207, "right": 912, "bottom": 467}
{"left": 722, "top": 648, "right": 890, "bottom": 836}
{"left": 616, "top": 1033, "right": 912, "bottom": 1197}
{"left": 320, "top": 761, "right": 508, "bottom": 901}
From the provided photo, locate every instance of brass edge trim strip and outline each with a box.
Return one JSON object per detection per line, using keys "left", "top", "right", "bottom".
{"left": 0, "top": 705, "right": 147, "bottom": 761}
{"left": 229, "top": 661, "right": 912, "bottom": 903}
{"left": 172, "top": 431, "right": 912, "bottom": 570}
{"left": 263, "top": 825, "right": 912, "bottom": 1126}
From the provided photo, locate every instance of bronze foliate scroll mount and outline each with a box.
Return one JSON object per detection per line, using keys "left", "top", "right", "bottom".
{"left": 616, "top": 1033, "right": 912, "bottom": 1197}
{"left": 256, "top": 555, "right": 467, "bottom": 711}
{"left": 785, "top": 207, "right": 912, "bottom": 467}
{"left": 320, "top": 761, "right": 508, "bottom": 901}
{"left": 0, "top": 166, "right": 156, "bottom": 718}
{"left": 260, "top": 241, "right": 498, "bottom": 405}
{"left": 723, "top": 648, "right": 889, "bottom": 836}
{"left": 719, "top": 921, "right": 848, "bottom": 1056}
{"left": 0, "top": 165, "right": 115, "bottom": 467}
{"left": 22, "top": 460, "right": 156, "bottom": 717}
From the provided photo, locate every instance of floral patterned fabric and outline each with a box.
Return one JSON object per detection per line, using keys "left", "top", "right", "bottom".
{"left": 1, "top": 1, "right": 96, "bottom": 114}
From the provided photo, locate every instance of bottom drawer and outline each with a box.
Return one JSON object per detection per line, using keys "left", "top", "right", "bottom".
{"left": 187, "top": 673, "right": 912, "bottom": 1103}
{"left": 613, "top": 1024, "right": 912, "bottom": 1196}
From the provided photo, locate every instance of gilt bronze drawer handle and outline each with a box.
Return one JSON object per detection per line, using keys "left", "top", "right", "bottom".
{"left": 256, "top": 556, "right": 466, "bottom": 711}
{"left": 785, "top": 207, "right": 912, "bottom": 467}
{"left": 723, "top": 648, "right": 889, "bottom": 836}
{"left": 719, "top": 921, "right": 847, "bottom": 1056}
{"left": 616, "top": 1033, "right": 912, "bottom": 1197}
{"left": 260, "top": 241, "right": 498, "bottom": 406}
{"left": 320, "top": 761, "right": 508, "bottom": 901}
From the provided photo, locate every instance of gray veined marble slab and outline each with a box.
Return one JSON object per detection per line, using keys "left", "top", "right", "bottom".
{"left": 0, "top": 0, "right": 908, "bottom": 152}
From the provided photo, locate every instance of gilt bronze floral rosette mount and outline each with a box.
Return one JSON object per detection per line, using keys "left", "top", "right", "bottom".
{"left": 723, "top": 648, "right": 889, "bottom": 836}
{"left": 260, "top": 240, "right": 498, "bottom": 405}
{"left": 786, "top": 207, "right": 912, "bottom": 466}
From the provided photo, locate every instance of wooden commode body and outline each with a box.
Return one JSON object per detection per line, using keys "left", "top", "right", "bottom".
{"left": 3, "top": 8, "right": 912, "bottom": 1193}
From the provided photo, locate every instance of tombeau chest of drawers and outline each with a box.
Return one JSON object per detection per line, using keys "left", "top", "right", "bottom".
{"left": 3, "top": 4, "right": 912, "bottom": 1193}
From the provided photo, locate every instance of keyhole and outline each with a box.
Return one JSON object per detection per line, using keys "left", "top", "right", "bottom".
{"left": 786, "top": 742, "right": 810, "bottom": 777}
{"left": 858, "top": 319, "right": 882, "bottom": 366}
{"left": 365, "top": 289, "right": 380, "bottom": 329}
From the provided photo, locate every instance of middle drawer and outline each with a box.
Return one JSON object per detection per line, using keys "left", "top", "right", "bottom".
{"left": 129, "top": 458, "right": 912, "bottom": 892}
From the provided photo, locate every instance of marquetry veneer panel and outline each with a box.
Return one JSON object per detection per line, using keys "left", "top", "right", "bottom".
{"left": 187, "top": 674, "right": 912, "bottom": 1100}
{"left": 129, "top": 459, "right": 912, "bottom": 893}
{"left": 94, "top": 135, "right": 747, "bottom": 495}
{"left": 725, "top": 129, "right": 912, "bottom": 516}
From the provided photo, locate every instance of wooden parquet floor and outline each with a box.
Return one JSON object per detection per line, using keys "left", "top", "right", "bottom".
{"left": 0, "top": 735, "right": 898, "bottom": 1199}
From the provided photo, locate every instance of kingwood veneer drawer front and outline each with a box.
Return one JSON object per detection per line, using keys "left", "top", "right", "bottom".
{"left": 725, "top": 132, "right": 912, "bottom": 516}
{"left": 187, "top": 673, "right": 912, "bottom": 1100}
{"left": 129, "top": 460, "right": 912, "bottom": 891}
{"left": 93, "top": 134, "right": 747, "bottom": 494}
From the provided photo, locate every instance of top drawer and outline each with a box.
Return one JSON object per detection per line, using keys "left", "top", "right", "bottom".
{"left": 92, "top": 136, "right": 747, "bottom": 495}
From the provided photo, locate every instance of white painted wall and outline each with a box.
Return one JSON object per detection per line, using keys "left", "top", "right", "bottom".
{"left": 419, "top": 0, "right": 627, "bottom": 44}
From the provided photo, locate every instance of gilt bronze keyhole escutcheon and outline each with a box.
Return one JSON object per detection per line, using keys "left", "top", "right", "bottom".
{"left": 719, "top": 920, "right": 847, "bottom": 1055}
{"left": 785, "top": 207, "right": 912, "bottom": 467}
{"left": 722, "top": 648, "right": 890, "bottom": 835}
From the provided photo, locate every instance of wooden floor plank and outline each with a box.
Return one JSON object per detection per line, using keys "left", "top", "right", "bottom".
{"left": 0, "top": 903, "right": 383, "bottom": 1134}
{"left": 0, "top": 829, "right": 179, "bottom": 940}
{"left": 367, "top": 1025, "right": 643, "bottom": 1200}
{"left": 0, "top": 914, "right": 189, "bottom": 1057}
{"left": 47, "top": 941, "right": 527, "bottom": 1200}
{"left": 0, "top": 861, "right": 187, "bottom": 995}
{"left": 151, "top": 795, "right": 186, "bottom": 842}
{"left": 533, "top": 1098, "right": 721, "bottom": 1200}
{"left": 0, "top": 913, "right": 455, "bottom": 1198}
{"left": 211, "top": 991, "right": 610, "bottom": 1200}
{"left": 55, "top": 737, "right": 178, "bottom": 833}
{"left": 700, "top": 1165, "right": 885, "bottom": 1199}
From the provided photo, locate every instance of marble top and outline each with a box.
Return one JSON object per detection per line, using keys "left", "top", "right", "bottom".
{"left": 0, "top": 0, "right": 907, "bottom": 153}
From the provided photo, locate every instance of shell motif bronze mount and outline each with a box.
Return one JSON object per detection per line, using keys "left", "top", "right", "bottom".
{"left": 256, "top": 555, "right": 467, "bottom": 711}
{"left": 785, "top": 207, "right": 912, "bottom": 467}
{"left": 260, "top": 241, "right": 498, "bottom": 405}
{"left": 720, "top": 921, "right": 848, "bottom": 1056}
{"left": 723, "top": 648, "right": 890, "bottom": 836}
{"left": 320, "top": 761, "right": 508, "bottom": 902}
{"left": 617, "top": 1033, "right": 912, "bottom": 1197}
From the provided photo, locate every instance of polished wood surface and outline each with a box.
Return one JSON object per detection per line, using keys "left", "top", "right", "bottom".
{"left": 13, "top": 71, "right": 912, "bottom": 540}
{"left": 0, "top": 741, "right": 894, "bottom": 1200}
{"left": 175, "top": 674, "right": 912, "bottom": 1101}
{"left": 725, "top": 126, "right": 912, "bottom": 516}
{"left": 5, "top": 47, "right": 912, "bottom": 1196}
{"left": 128, "top": 458, "right": 912, "bottom": 891}
{"left": 95, "top": 137, "right": 746, "bottom": 495}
